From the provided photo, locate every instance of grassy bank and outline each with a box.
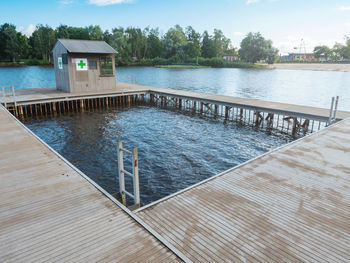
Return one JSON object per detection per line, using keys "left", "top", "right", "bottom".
{"left": 126, "top": 57, "right": 266, "bottom": 69}
{"left": 0, "top": 57, "right": 267, "bottom": 69}
{"left": 0, "top": 59, "right": 53, "bottom": 67}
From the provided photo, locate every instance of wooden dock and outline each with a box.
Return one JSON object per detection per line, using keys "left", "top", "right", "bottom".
{"left": 0, "top": 105, "right": 188, "bottom": 262}
{"left": 136, "top": 117, "right": 350, "bottom": 262}
{"left": 2, "top": 83, "right": 350, "bottom": 136}
{"left": 1, "top": 84, "right": 350, "bottom": 262}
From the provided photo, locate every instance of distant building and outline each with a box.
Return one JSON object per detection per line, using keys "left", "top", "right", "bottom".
{"left": 52, "top": 39, "right": 117, "bottom": 93}
{"left": 222, "top": 54, "right": 239, "bottom": 61}
{"left": 280, "top": 53, "right": 331, "bottom": 63}
{"left": 281, "top": 53, "right": 314, "bottom": 62}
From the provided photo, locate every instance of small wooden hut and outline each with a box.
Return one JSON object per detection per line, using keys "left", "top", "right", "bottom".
{"left": 52, "top": 39, "right": 117, "bottom": 93}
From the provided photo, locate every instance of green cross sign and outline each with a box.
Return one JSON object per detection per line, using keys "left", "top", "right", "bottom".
{"left": 58, "top": 57, "right": 63, "bottom": 69}
{"left": 78, "top": 60, "right": 86, "bottom": 69}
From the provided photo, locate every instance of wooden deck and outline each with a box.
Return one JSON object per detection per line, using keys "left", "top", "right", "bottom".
{"left": 0, "top": 84, "right": 148, "bottom": 105}
{"left": 147, "top": 86, "right": 350, "bottom": 121}
{"left": 2, "top": 84, "right": 350, "bottom": 262}
{"left": 2, "top": 83, "right": 350, "bottom": 121}
{"left": 0, "top": 105, "right": 187, "bottom": 262}
{"left": 136, "top": 117, "right": 350, "bottom": 262}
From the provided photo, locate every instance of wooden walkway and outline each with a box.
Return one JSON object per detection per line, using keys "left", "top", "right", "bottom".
{"left": 136, "top": 117, "right": 350, "bottom": 262}
{"left": 1, "top": 83, "right": 350, "bottom": 121}
{"left": 146, "top": 86, "right": 350, "bottom": 121}
{"left": 0, "top": 105, "right": 187, "bottom": 262}
{"left": 2, "top": 84, "right": 350, "bottom": 262}
{"left": 0, "top": 84, "right": 148, "bottom": 105}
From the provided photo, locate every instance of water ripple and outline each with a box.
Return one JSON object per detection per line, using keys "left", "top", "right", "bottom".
{"left": 24, "top": 105, "right": 293, "bottom": 205}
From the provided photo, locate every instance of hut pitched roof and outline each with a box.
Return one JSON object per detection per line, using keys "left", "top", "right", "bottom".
{"left": 55, "top": 39, "right": 117, "bottom": 54}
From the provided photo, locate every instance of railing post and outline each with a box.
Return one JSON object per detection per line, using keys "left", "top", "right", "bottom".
{"left": 332, "top": 96, "right": 339, "bottom": 122}
{"left": 11, "top": 85, "right": 16, "bottom": 106}
{"left": 118, "top": 141, "right": 126, "bottom": 206}
{"left": 132, "top": 147, "right": 140, "bottom": 207}
{"left": 327, "top": 97, "right": 335, "bottom": 126}
{"left": 1, "top": 85, "right": 6, "bottom": 107}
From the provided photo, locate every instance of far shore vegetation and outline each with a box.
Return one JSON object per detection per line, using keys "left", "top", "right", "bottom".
{"left": 0, "top": 23, "right": 279, "bottom": 69}
{"left": 1, "top": 23, "right": 349, "bottom": 68}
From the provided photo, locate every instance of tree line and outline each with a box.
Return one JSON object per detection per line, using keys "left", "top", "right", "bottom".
{"left": 313, "top": 41, "right": 350, "bottom": 61}
{"left": 0, "top": 23, "right": 279, "bottom": 66}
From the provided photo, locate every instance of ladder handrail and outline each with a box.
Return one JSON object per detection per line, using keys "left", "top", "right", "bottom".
{"left": 117, "top": 141, "right": 140, "bottom": 208}
{"left": 332, "top": 96, "right": 339, "bottom": 122}
{"left": 1, "top": 85, "right": 16, "bottom": 107}
{"left": 1, "top": 86, "right": 6, "bottom": 107}
{"left": 327, "top": 96, "right": 340, "bottom": 126}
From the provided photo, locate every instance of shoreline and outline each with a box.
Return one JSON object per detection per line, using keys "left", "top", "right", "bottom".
{"left": 268, "top": 63, "right": 350, "bottom": 72}
{"left": 2, "top": 62, "right": 350, "bottom": 72}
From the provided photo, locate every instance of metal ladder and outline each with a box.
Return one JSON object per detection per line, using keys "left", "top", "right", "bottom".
{"left": 327, "top": 96, "right": 339, "bottom": 126}
{"left": 117, "top": 141, "right": 140, "bottom": 210}
{"left": 1, "top": 85, "right": 16, "bottom": 108}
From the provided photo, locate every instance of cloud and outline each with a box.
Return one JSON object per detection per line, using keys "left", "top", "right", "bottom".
{"left": 88, "top": 0, "right": 134, "bottom": 6}
{"left": 337, "top": 6, "right": 350, "bottom": 11}
{"left": 234, "top": 32, "right": 244, "bottom": 36}
{"left": 19, "top": 24, "right": 36, "bottom": 37}
{"left": 246, "top": 0, "right": 260, "bottom": 4}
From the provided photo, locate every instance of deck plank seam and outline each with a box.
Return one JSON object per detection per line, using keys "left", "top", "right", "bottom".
{"left": 0, "top": 104, "right": 190, "bottom": 263}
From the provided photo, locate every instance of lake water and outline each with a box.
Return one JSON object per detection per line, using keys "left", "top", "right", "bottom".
{"left": 23, "top": 106, "right": 293, "bottom": 205}
{"left": 1, "top": 65, "right": 350, "bottom": 110}
{"left": 2, "top": 66, "right": 349, "bottom": 205}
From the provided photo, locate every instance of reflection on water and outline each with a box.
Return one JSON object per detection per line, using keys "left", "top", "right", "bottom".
{"left": 116, "top": 67, "right": 350, "bottom": 111}
{"left": 24, "top": 106, "right": 293, "bottom": 205}
{"left": 1, "top": 66, "right": 349, "bottom": 110}
{"left": 0, "top": 66, "right": 55, "bottom": 89}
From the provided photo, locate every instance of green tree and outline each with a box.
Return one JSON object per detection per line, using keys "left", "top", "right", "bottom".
{"left": 56, "top": 24, "right": 69, "bottom": 39}
{"left": 0, "top": 23, "right": 20, "bottom": 61}
{"left": 30, "top": 24, "right": 56, "bottom": 62}
{"left": 17, "top": 33, "right": 31, "bottom": 59}
{"left": 145, "top": 28, "right": 162, "bottom": 58}
{"left": 213, "top": 29, "right": 224, "bottom": 57}
{"left": 344, "top": 37, "right": 350, "bottom": 59}
{"left": 313, "top": 45, "right": 331, "bottom": 59}
{"left": 330, "top": 43, "right": 345, "bottom": 61}
{"left": 201, "top": 31, "right": 216, "bottom": 58}
{"left": 109, "top": 27, "right": 131, "bottom": 65}
{"left": 184, "top": 26, "right": 201, "bottom": 58}
{"left": 125, "top": 27, "right": 147, "bottom": 59}
{"left": 201, "top": 29, "right": 232, "bottom": 58}
{"left": 87, "top": 25, "right": 103, "bottom": 40}
{"left": 103, "top": 30, "right": 112, "bottom": 44}
{"left": 266, "top": 46, "right": 279, "bottom": 64}
{"left": 162, "top": 25, "right": 187, "bottom": 59}
{"left": 185, "top": 26, "right": 200, "bottom": 43}
{"left": 66, "top": 26, "right": 90, "bottom": 39}
{"left": 239, "top": 32, "right": 278, "bottom": 64}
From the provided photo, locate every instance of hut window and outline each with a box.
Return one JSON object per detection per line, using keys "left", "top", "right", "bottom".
{"left": 62, "top": 53, "right": 68, "bottom": 64}
{"left": 88, "top": 60, "right": 97, "bottom": 70}
{"left": 100, "top": 57, "right": 113, "bottom": 76}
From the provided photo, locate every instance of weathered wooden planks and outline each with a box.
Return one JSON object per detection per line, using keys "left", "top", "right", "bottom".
{"left": 0, "top": 105, "right": 185, "bottom": 262}
{"left": 137, "top": 117, "right": 350, "bottom": 263}
{"left": 1, "top": 83, "right": 350, "bottom": 121}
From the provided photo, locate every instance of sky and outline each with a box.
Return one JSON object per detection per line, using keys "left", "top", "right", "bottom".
{"left": 1, "top": 0, "right": 350, "bottom": 54}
